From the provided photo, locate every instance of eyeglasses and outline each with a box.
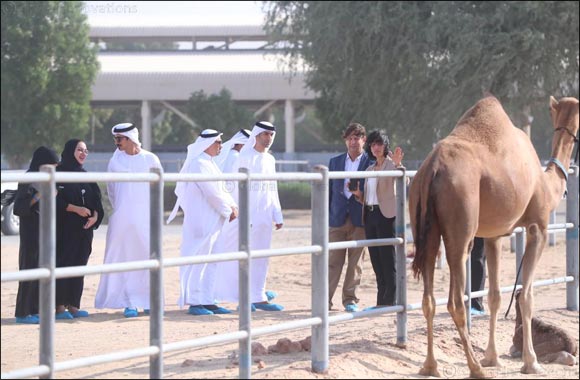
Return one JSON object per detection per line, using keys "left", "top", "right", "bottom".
{"left": 76, "top": 148, "right": 89, "bottom": 154}
{"left": 113, "top": 136, "right": 128, "bottom": 142}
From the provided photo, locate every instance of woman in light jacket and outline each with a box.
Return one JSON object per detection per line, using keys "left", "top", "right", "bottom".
{"left": 351, "top": 130, "right": 404, "bottom": 308}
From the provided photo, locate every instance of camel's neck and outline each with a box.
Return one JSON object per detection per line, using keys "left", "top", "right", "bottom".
{"left": 544, "top": 131, "right": 576, "bottom": 209}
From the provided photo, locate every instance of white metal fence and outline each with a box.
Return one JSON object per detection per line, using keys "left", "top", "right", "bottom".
{"left": 1, "top": 165, "right": 578, "bottom": 379}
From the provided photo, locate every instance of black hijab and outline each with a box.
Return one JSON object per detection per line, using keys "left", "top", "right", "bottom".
{"left": 27, "top": 146, "right": 59, "bottom": 172}
{"left": 58, "top": 139, "right": 85, "bottom": 172}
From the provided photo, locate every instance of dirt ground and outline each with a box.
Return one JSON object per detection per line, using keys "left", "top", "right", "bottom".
{"left": 1, "top": 210, "right": 578, "bottom": 379}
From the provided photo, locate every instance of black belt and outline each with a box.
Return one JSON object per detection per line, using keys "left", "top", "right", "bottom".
{"left": 365, "top": 204, "right": 379, "bottom": 211}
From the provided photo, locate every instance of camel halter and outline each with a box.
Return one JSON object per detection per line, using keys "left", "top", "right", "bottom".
{"left": 549, "top": 126, "right": 579, "bottom": 182}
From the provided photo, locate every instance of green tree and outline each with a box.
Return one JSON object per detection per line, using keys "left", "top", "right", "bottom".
{"left": 1, "top": 1, "right": 99, "bottom": 167}
{"left": 167, "top": 88, "right": 255, "bottom": 146}
{"left": 264, "top": 1, "right": 579, "bottom": 159}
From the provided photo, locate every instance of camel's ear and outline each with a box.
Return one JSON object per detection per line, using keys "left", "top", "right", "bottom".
{"left": 549, "top": 96, "right": 559, "bottom": 111}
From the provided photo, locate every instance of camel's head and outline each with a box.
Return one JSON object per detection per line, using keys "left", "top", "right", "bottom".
{"left": 549, "top": 96, "right": 579, "bottom": 137}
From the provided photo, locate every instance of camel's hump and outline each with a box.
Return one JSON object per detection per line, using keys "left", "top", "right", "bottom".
{"left": 448, "top": 96, "right": 518, "bottom": 148}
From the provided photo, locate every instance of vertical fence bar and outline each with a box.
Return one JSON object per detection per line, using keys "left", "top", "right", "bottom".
{"left": 311, "top": 166, "right": 329, "bottom": 372}
{"left": 39, "top": 165, "right": 56, "bottom": 379}
{"left": 465, "top": 255, "right": 472, "bottom": 331}
{"left": 515, "top": 230, "right": 525, "bottom": 285}
{"left": 566, "top": 165, "right": 579, "bottom": 311}
{"left": 149, "top": 168, "right": 164, "bottom": 378}
{"left": 435, "top": 238, "right": 446, "bottom": 269}
{"left": 395, "top": 172, "right": 407, "bottom": 347}
{"left": 238, "top": 168, "right": 251, "bottom": 379}
{"left": 549, "top": 210, "right": 556, "bottom": 246}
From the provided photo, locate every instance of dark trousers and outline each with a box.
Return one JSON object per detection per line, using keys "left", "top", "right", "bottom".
{"left": 364, "top": 208, "right": 396, "bottom": 306}
{"left": 469, "top": 237, "right": 486, "bottom": 311}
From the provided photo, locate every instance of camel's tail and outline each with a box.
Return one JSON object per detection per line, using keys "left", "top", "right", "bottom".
{"left": 411, "top": 170, "right": 438, "bottom": 280}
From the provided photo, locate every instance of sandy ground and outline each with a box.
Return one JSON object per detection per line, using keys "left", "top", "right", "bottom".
{"left": 1, "top": 210, "right": 578, "bottom": 379}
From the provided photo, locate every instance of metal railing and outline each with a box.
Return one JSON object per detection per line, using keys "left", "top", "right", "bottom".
{"left": 1, "top": 165, "right": 578, "bottom": 379}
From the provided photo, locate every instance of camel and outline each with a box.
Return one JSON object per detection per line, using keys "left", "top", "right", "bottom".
{"left": 510, "top": 289, "right": 578, "bottom": 366}
{"left": 408, "top": 95, "right": 579, "bottom": 378}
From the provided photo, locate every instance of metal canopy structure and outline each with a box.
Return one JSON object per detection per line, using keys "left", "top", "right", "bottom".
{"left": 90, "top": 25, "right": 316, "bottom": 152}
{"left": 93, "top": 51, "right": 314, "bottom": 102}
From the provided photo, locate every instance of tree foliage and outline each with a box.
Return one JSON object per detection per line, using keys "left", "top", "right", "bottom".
{"left": 170, "top": 88, "right": 255, "bottom": 145}
{"left": 264, "top": 1, "right": 579, "bottom": 159}
{"left": 1, "top": 1, "right": 99, "bottom": 168}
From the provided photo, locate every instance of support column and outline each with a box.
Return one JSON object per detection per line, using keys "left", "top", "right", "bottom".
{"left": 284, "top": 99, "right": 295, "bottom": 153}
{"left": 141, "top": 100, "right": 152, "bottom": 151}
{"left": 566, "top": 165, "right": 579, "bottom": 311}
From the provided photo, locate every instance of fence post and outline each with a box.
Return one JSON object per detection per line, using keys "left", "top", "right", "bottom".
{"left": 238, "top": 167, "right": 252, "bottom": 379}
{"left": 465, "top": 255, "right": 472, "bottom": 331}
{"left": 395, "top": 171, "right": 408, "bottom": 347}
{"left": 436, "top": 238, "right": 446, "bottom": 269}
{"left": 39, "top": 165, "right": 56, "bottom": 379}
{"left": 311, "top": 165, "right": 329, "bottom": 372}
{"left": 549, "top": 210, "right": 556, "bottom": 246}
{"left": 515, "top": 230, "right": 525, "bottom": 285}
{"left": 149, "top": 167, "right": 164, "bottom": 378}
{"left": 566, "top": 165, "right": 579, "bottom": 311}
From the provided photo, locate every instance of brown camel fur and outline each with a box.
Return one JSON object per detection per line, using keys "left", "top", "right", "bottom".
{"left": 510, "top": 289, "right": 578, "bottom": 366}
{"left": 409, "top": 95, "right": 579, "bottom": 378}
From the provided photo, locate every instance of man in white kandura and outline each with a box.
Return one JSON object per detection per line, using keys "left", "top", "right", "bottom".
{"left": 167, "top": 129, "right": 239, "bottom": 315}
{"left": 214, "top": 121, "right": 284, "bottom": 311}
{"left": 214, "top": 128, "right": 251, "bottom": 173}
{"left": 95, "top": 123, "right": 163, "bottom": 318}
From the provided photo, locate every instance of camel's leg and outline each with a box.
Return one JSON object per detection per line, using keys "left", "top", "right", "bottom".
{"left": 518, "top": 223, "right": 547, "bottom": 375}
{"left": 444, "top": 239, "right": 488, "bottom": 379}
{"left": 481, "top": 237, "right": 502, "bottom": 367}
{"left": 418, "top": 223, "right": 442, "bottom": 377}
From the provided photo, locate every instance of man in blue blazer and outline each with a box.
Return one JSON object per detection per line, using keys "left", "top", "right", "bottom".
{"left": 328, "top": 123, "right": 372, "bottom": 312}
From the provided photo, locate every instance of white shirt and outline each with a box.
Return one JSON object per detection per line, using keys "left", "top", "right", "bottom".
{"left": 365, "top": 177, "right": 379, "bottom": 205}
{"left": 343, "top": 152, "right": 363, "bottom": 199}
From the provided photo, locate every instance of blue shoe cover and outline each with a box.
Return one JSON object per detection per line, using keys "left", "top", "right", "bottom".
{"left": 16, "top": 315, "right": 39, "bottom": 324}
{"left": 265, "top": 290, "right": 278, "bottom": 301}
{"left": 188, "top": 305, "right": 214, "bottom": 315}
{"left": 204, "top": 305, "right": 232, "bottom": 314}
{"left": 56, "top": 311, "right": 74, "bottom": 320}
{"left": 123, "top": 307, "right": 138, "bottom": 318}
{"left": 71, "top": 310, "right": 89, "bottom": 318}
{"left": 253, "top": 302, "right": 284, "bottom": 311}
{"left": 344, "top": 303, "right": 359, "bottom": 312}
{"left": 470, "top": 307, "right": 485, "bottom": 316}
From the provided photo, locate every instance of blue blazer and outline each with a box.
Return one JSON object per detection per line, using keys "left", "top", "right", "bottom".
{"left": 328, "top": 152, "right": 371, "bottom": 227}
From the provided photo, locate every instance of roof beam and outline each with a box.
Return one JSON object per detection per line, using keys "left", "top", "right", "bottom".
{"left": 160, "top": 101, "right": 198, "bottom": 130}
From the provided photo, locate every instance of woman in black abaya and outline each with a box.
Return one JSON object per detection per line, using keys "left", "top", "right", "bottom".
{"left": 55, "top": 139, "right": 104, "bottom": 319}
{"left": 13, "top": 146, "right": 60, "bottom": 324}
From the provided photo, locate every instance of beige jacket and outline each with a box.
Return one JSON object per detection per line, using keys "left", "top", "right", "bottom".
{"left": 360, "top": 156, "right": 403, "bottom": 222}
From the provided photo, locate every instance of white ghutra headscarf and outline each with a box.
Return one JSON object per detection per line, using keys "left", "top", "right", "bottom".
{"left": 214, "top": 128, "right": 251, "bottom": 169}
{"left": 240, "top": 121, "right": 276, "bottom": 155}
{"left": 111, "top": 123, "right": 141, "bottom": 147}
